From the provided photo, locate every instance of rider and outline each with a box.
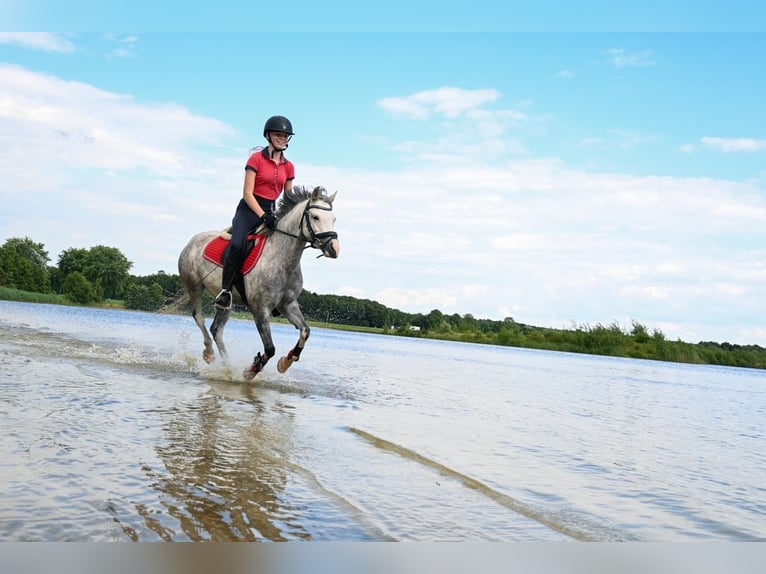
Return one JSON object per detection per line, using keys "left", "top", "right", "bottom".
{"left": 214, "top": 115, "right": 295, "bottom": 310}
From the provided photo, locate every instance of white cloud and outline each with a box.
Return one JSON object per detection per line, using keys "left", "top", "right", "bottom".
{"left": 701, "top": 136, "right": 766, "bottom": 152}
{"left": 558, "top": 69, "right": 575, "bottom": 79}
{"left": 0, "top": 32, "right": 75, "bottom": 53}
{"left": 0, "top": 63, "right": 241, "bottom": 274}
{"left": 606, "top": 48, "right": 656, "bottom": 68}
{"left": 378, "top": 87, "right": 501, "bottom": 120}
{"left": 374, "top": 287, "right": 457, "bottom": 312}
{"left": 580, "top": 129, "right": 656, "bottom": 150}
{"left": 0, "top": 63, "right": 236, "bottom": 176}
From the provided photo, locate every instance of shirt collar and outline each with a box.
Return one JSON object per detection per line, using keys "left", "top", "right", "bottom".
{"left": 261, "top": 146, "right": 287, "bottom": 163}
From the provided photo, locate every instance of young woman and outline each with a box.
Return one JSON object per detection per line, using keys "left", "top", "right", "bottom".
{"left": 214, "top": 115, "right": 295, "bottom": 310}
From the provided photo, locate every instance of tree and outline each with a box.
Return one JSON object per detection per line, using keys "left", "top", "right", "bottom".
{"left": 460, "top": 313, "right": 479, "bottom": 331}
{"left": 58, "top": 245, "right": 133, "bottom": 299}
{"left": 630, "top": 320, "right": 650, "bottom": 343}
{"left": 131, "top": 271, "right": 183, "bottom": 299}
{"left": 58, "top": 247, "right": 90, "bottom": 277}
{"left": 422, "top": 309, "right": 445, "bottom": 332}
{"left": 125, "top": 283, "right": 165, "bottom": 311}
{"left": 48, "top": 265, "right": 64, "bottom": 294}
{"left": 0, "top": 237, "right": 51, "bottom": 293}
{"left": 62, "top": 271, "right": 97, "bottom": 304}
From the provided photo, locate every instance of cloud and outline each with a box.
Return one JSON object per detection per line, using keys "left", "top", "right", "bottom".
{"left": 701, "top": 136, "right": 766, "bottom": 152}
{"left": 373, "top": 287, "right": 457, "bottom": 312}
{"left": 100, "top": 33, "right": 139, "bottom": 59}
{"left": 376, "top": 86, "right": 530, "bottom": 163}
{"left": 580, "top": 129, "right": 657, "bottom": 150}
{"left": 558, "top": 69, "right": 575, "bottom": 79}
{"left": 297, "top": 154, "right": 766, "bottom": 344}
{"left": 606, "top": 48, "right": 656, "bottom": 68}
{"left": 0, "top": 63, "right": 236, "bottom": 176}
{"left": 0, "top": 63, "right": 242, "bottom": 274}
{"left": 0, "top": 32, "right": 75, "bottom": 53}
{"left": 378, "top": 86, "right": 501, "bottom": 120}
{"left": 1, "top": 69, "right": 765, "bottom": 346}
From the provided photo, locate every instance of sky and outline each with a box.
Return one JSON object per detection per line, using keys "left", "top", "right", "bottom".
{"left": 1, "top": 26, "right": 765, "bottom": 346}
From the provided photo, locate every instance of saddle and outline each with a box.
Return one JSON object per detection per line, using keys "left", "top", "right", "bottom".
{"left": 203, "top": 230, "right": 268, "bottom": 275}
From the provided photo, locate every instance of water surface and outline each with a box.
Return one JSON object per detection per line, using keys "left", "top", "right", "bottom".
{"left": 1, "top": 301, "right": 764, "bottom": 541}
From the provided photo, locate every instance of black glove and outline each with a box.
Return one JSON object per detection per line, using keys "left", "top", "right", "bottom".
{"left": 262, "top": 211, "right": 277, "bottom": 229}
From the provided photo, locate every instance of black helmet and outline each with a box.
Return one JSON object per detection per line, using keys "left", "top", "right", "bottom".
{"left": 263, "top": 115, "right": 294, "bottom": 137}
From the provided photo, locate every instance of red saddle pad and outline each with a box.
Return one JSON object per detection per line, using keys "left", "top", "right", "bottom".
{"left": 203, "top": 233, "right": 268, "bottom": 275}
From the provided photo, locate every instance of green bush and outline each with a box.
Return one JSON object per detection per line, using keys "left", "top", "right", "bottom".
{"left": 125, "top": 283, "right": 165, "bottom": 311}
{"left": 62, "top": 271, "right": 98, "bottom": 304}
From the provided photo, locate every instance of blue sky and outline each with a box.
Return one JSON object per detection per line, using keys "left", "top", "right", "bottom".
{"left": 1, "top": 30, "right": 765, "bottom": 345}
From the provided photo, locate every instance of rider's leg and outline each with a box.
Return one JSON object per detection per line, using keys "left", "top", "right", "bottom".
{"left": 214, "top": 252, "right": 239, "bottom": 310}
{"left": 215, "top": 200, "right": 260, "bottom": 310}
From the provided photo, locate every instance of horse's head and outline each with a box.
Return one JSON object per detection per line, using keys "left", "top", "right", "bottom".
{"left": 276, "top": 185, "right": 340, "bottom": 259}
{"left": 304, "top": 186, "right": 340, "bottom": 259}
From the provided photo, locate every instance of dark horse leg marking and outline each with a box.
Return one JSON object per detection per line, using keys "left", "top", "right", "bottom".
{"left": 209, "top": 307, "right": 232, "bottom": 361}
{"left": 243, "top": 312, "right": 276, "bottom": 380}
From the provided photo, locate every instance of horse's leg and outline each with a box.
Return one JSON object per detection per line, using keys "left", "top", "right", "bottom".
{"left": 276, "top": 300, "right": 310, "bottom": 374}
{"left": 210, "top": 307, "right": 232, "bottom": 362}
{"left": 188, "top": 282, "right": 216, "bottom": 364}
{"left": 243, "top": 310, "right": 276, "bottom": 380}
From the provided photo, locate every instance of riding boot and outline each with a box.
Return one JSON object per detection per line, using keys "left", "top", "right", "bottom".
{"left": 214, "top": 253, "right": 239, "bottom": 310}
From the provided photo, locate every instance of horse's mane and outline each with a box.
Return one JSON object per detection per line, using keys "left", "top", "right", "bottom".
{"left": 275, "top": 185, "right": 321, "bottom": 219}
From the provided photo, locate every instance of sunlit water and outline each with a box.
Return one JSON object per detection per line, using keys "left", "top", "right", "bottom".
{"left": 1, "top": 301, "right": 764, "bottom": 541}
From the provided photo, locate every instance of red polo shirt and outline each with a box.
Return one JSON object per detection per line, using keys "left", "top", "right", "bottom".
{"left": 245, "top": 147, "right": 295, "bottom": 200}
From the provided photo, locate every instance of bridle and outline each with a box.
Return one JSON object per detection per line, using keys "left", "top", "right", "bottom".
{"left": 273, "top": 199, "right": 338, "bottom": 258}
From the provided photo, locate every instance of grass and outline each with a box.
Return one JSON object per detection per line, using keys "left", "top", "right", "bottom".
{"left": 0, "top": 286, "right": 69, "bottom": 305}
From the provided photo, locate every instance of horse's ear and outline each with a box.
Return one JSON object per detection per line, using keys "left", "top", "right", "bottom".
{"left": 311, "top": 186, "right": 336, "bottom": 204}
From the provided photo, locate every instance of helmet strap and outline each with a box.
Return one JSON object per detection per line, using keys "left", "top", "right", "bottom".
{"left": 266, "top": 133, "right": 290, "bottom": 156}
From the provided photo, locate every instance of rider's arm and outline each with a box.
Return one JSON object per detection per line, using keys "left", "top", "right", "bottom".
{"left": 242, "top": 169, "right": 266, "bottom": 216}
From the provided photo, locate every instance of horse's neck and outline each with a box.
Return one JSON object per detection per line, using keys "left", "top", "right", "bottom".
{"left": 273, "top": 200, "right": 309, "bottom": 256}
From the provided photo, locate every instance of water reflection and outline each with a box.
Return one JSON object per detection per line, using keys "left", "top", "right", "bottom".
{"left": 134, "top": 383, "right": 300, "bottom": 541}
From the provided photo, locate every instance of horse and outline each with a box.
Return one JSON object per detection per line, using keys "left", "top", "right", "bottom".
{"left": 178, "top": 185, "right": 340, "bottom": 380}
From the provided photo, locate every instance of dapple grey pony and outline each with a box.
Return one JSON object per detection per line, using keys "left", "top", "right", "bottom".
{"left": 178, "top": 186, "right": 340, "bottom": 379}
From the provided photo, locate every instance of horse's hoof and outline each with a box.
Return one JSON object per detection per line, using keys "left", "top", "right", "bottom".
{"left": 277, "top": 356, "right": 297, "bottom": 373}
{"left": 243, "top": 367, "right": 257, "bottom": 381}
{"left": 203, "top": 351, "right": 215, "bottom": 364}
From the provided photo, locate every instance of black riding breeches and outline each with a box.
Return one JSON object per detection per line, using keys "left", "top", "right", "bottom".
{"left": 221, "top": 198, "right": 273, "bottom": 290}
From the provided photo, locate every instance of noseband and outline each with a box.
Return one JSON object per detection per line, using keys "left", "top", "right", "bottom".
{"left": 274, "top": 199, "right": 338, "bottom": 257}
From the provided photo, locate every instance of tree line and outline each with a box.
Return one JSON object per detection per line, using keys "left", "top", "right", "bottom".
{"left": 0, "top": 236, "right": 179, "bottom": 311}
{"left": 2, "top": 235, "right": 765, "bottom": 369}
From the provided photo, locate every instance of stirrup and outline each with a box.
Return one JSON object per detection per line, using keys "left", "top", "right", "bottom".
{"left": 214, "top": 289, "right": 232, "bottom": 310}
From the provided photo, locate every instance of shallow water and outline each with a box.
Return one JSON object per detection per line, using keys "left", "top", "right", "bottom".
{"left": 1, "top": 301, "right": 764, "bottom": 541}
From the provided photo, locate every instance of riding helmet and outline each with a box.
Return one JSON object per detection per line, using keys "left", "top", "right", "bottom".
{"left": 263, "top": 115, "right": 294, "bottom": 137}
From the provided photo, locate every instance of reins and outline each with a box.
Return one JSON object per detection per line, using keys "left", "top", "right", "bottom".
{"left": 273, "top": 199, "right": 338, "bottom": 258}
{"left": 193, "top": 195, "right": 337, "bottom": 290}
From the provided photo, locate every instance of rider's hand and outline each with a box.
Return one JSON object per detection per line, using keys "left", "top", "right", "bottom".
{"left": 263, "top": 211, "right": 277, "bottom": 229}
